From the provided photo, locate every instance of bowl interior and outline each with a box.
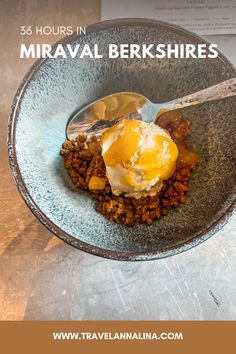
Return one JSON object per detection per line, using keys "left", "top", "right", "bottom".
{"left": 11, "top": 20, "right": 236, "bottom": 260}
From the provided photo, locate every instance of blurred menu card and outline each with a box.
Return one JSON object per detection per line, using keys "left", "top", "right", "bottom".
{"left": 101, "top": 0, "right": 236, "bottom": 35}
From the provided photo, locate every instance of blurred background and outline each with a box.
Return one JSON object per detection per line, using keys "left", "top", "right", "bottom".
{"left": 0, "top": 0, "right": 235, "bottom": 320}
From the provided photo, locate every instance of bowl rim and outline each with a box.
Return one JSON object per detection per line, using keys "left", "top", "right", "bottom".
{"left": 8, "top": 17, "right": 236, "bottom": 261}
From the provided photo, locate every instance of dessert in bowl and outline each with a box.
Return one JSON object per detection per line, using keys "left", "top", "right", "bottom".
{"left": 8, "top": 19, "right": 236, "bottom": 260}
{"left": 61, "top": 114, "right": 197, "bottom": 226}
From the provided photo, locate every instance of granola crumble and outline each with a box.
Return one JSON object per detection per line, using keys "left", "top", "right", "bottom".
{"left": 60, "top": 115, "right": 197, "bottom": 226}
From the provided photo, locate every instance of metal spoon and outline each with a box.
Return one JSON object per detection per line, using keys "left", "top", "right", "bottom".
{"left": 66, "top": 77, "right": 236, "bottom": 140}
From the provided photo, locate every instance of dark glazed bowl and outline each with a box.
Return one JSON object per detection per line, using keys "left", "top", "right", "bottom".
{"left": 8, "top": 19, "right": 236, "bottom": 261}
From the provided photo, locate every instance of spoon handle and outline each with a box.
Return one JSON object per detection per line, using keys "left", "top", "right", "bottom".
{"left": 160, "top": 77, "right": 236, "bottom": 114}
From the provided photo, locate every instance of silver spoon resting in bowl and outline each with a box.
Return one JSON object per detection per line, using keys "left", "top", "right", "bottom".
{"left": 66, "top": 77, "right": 236, "bottom": 140}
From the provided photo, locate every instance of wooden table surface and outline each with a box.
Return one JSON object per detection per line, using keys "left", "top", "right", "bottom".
{"left": 0, "top": 0, "right": 236, "bottom": 321}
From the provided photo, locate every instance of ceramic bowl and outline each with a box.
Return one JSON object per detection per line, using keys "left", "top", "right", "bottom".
{"left": 8, "top": 19, "right": 236, "bottom": 261}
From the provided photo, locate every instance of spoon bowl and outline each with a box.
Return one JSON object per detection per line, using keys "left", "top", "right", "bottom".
{"left": 67, "top": 77, "right": 236, "bottom": 140}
